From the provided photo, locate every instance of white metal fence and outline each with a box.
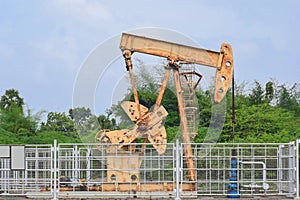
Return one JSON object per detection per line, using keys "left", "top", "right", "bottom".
{"left": 181, "top": 142, "right": 297, "bottom": 198}
{"left": 0, "top": 140, "right": 299, "bottom": 199}
{"left": 0, "top": 144, "right": 53, "bottom": 198}
{"left": 57, "top": 143, "right": 175, "bottom": 198}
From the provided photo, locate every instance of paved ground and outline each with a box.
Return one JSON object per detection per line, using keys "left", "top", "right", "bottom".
{"left": 0, "top": 196, "right": 296, "bottom": 200}
{"left": 189, "top": 197, "right": 294, "bottom": 200}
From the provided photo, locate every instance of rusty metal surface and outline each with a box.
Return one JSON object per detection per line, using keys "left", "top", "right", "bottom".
{"left": 124, "top": 50, "right": 142, "bottom": 119}
{"left": 120, "top": 101, "right": 148, "bottom": 122}
{"left": 96, "top": 105, "right": 168, "bottom": 155}
{"left": 119, "top": 33, "right": 234, "bottom": 181}
{"left": 214, "top": 43, "right": 234, "bottom": 103}
{"left": 172, "top": 65, "right": 196, "bottom": 181}
{"left": 120, "top": 33, "right": 220, "bottom": 67}
{"left": 94, "top": 33, "right": 234, "bottom": 187}
{"left": 120, "top": 33, "right": 233, "bottom": 103}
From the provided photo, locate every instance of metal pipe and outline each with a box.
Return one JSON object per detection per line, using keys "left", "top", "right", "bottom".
{"left": 296, "top": 139, "right": 300, "bottom": 199}
{"left": 240, "top": 161, "right": 269, "bottom": 190}
{"left": 227, "top": 149, "right": 240, "bottom": 198}
{"left": 175, "top": 139, "right": 181, "bottom": 200}
{"left": 53, "top": 139, "right": 57, "bottom": 200}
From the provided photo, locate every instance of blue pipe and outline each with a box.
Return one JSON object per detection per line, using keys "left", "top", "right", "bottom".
{"left": 227, "top": 149, "right": 240, "bottom": 198}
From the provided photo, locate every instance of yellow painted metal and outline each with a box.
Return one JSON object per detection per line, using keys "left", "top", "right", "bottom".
{"left": 121, "top": 101, "right": 148, "bottom": 122}
{"left": 95, "top": 33, "right": 234, "bottom": 186}
{"left": 120, "top": 33, "right": 233, "bottom": 103}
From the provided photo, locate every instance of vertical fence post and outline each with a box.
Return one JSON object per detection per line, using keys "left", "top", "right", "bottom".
{"left": 175, "top": 139, "right": 181, "bottom": 200}
{"left": 53, "top": 139, "right": 57, "bottom": 200}
{"left": 296, "top": 139, "right": 300, "bottom": 199}
{"left": 278, "top": 144, "right": 283, "bottom": 194}
{"left": 289, "top": 142, "right": 295, "bottom": 195}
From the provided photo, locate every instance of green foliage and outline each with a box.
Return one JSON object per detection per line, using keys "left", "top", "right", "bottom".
{"left": 109, "top": 62, "right": 180, "bottom": 128}
{"left": 275, "top": 83, "right": 300, "bottom": 114}
{"left": 219, "top": 80, "right": 300, "bottom": 143}
{"left": 97, "top": 110, "right": 117, "bottom": 130}
{"left": 41, "top": 112, "right": 76, "bottom": 133}
{"left": 166, "top": 126, "right": 180, "bottom": 142}
{"left": 80, "top": 129, "right": 99, "bottom": 143}
{"left": 0, "top": 89, "right": 24, "bottom": 112}
{"left": 0, "top": 89, "right": 39, "bottom": 137}
{"left": 0, "top": 127, "right": 18, "bottom": 144}
{"left": 39, "top": 111, "right": 81, "bottom": 142}
{"left": 20, "top": 131, "right": 81, "bottom": 144}
{"left": 161, "top": 88, "right": 179, "bottom": 127}
{"left": 0, "top": 106, "right": 37, "bottom": 135}
{"left": 194, "top": 127, "right": 209, "bottom": 143}
{"left": 221, "top": 103, "right": 300, "bottom": 142}
{"left": 247, "top": 80, "right": 275, "bottom": 106}
{"left": 265, "top": 81, "right": 274, "bottom": 103}
{"left": 69, "top": 107, "right": 92, "bottom": 125}
{"left": 1, "top": 76, "right": 300, "bottom": 145}
{"left": 196, "top": 89, "right": 212, "bottom": 127}
{"left": 110, "top": 63, "right": 300, "bottom": 144}
{"left": 69, "top": 107, "right": 98, "bottom": 138}
{"left": 248, "top": 81, "right": 264, "bottom": 105}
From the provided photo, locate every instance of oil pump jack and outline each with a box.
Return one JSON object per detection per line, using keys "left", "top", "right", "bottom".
{"left": 94, "top": 33, "right": 234, "bottom": 191}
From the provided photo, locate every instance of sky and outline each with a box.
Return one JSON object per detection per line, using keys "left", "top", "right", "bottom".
{"left": 0, "top": 0, "right": 299, "bottom": 117}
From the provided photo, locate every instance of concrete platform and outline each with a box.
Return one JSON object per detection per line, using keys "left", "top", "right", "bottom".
{"left": 0, "top": 195, "right": 296, "bottom": 200}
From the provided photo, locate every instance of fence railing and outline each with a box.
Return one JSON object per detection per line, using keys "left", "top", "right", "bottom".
{"left": 0, "top": 140, "right": 299, "bottom": 199}
{"left": 181, "top": 142, "right": 297, "bottom": 198}
{"left": 0, "top": 144, "right": 53, "bottom": 198}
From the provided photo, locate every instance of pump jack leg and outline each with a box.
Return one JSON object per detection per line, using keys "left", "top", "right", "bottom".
{"left": 123, "top": 50, "right": 142, "bottom": 120}
{"left": 154, "top": 67, "right": 171, "bottom": 110}
{"left": 172, "top": 63, "right": 196, "bottom": 182}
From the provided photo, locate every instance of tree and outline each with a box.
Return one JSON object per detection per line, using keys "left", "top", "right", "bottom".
{"left": 97, "top": 114, "right": 116, "bottom": 130}
{"left": 248, "top": 81, "right": 264, "bottom": 105}
{"left": 96, "top": 109, "right": 115, "bottom": 130}
{"left": 0, "top": 127, "right": 17, "bottom": 144}
{"left": 196, "top": 89, "right": 212, "bottom": 127}
{"left": 219, "top": 80, "right": 300, "bottom": 143}
{"left": 69, "top": 107, "right": 92, "bottom": 125}
{"left": 68, "top": 107, "right": 97, "bottom": 136}
{"left": 247, "top": 80, "right": 275, "bottom": 106}
{"left": 265, "top": 81, "right": 274, "bottom": 103}
{"left": 41, "top": 112, "right": 76, "bottom": 134}
{"left": 0, "top": 89, "right": 24, "bottom": 112}
{"left": 0, "top": 106, "right": 38, "bottom": 135}
{"left": 275, "top": 83, "right": 300, "bottom": 114}
{"left": 0, "top": 89, "right": 38, "bottom": 135}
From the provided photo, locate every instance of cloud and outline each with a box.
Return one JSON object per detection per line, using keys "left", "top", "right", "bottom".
{"left": 48, "top": 0, "right": 113, "bottom": 27}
